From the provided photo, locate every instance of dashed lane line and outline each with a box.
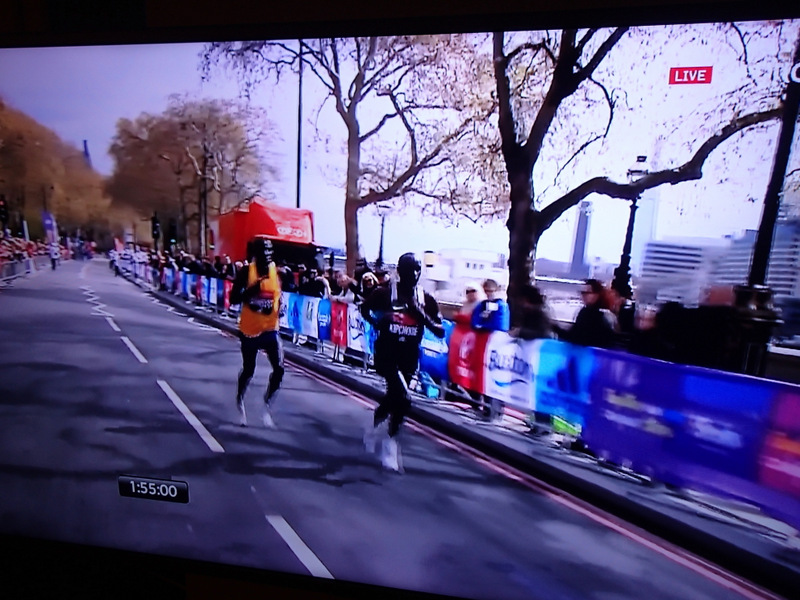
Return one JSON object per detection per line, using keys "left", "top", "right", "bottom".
{"left": 157, "top": 380, "right": 225, "bottom": 454}
{"left": 264, "top": 514, "right": 334, "bottom": 579}
{"left": 120, "top": 336, "right": 148, "bottom": 364}
{"left": 105, "top": 317, "right": 121, "bottom": 332}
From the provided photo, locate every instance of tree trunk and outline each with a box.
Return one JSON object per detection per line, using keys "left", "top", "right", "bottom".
{"left": 505, "top": 154, "right": 536, "bottom": 325}
{"left": 343, "top": 120, "right": 362, "bottom": 276}
{"left": 344, "top": 200, "right": 360, "bottom": 276}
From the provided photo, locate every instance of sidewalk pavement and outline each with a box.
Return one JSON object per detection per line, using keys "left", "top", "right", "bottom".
{"left": 128, "top": 272, "right": 800, "bottom": 598}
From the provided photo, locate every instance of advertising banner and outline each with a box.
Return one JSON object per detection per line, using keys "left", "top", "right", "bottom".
{"left": 347, "top": 304, "right": 373, "bottom": 355}
{"left": 583, "top": 350, "right": 686, "bottom": 481}
{"left": 203, "top": 277, "right": 211, "bottom": 305}
{"left": 583, "top": 350, "right": 775, "bottom": 494}
{"left": 447, "top": 323, "right": 490, "bottom": 394}
{"left": 223, "top": 280, "right": 232, "bottom": 312}
{"left": 534, "top": 340, "right": 596, "bottom": 428}
{"left": 330, "top": 301, "right": 348, "bottom": 348}
{"left": 483, "top": 333, "right": 540, "bottom": 411}
{"left": 755, "top": 430, "right": 800, "bottom": 530}
{"left": 278, "top": 291, "right": 291, "bottom": 330}
{"left": 671, "top": 369, "right": 775, "bottom": 492}
{"left": 288, "top": 293, "right": 304, "bottom": 332}
{"left": 300, "top": 296, "right": 320, "bottom": 338}
{"left": 209, "top": 277, "right": 218, "bottom": 307}
{"left": 182, "top": 271, "right": 190, "bottom": 298}
{"left": 419, "top": 319, "right": 454, "bottom": 381}
{"left": 317, "top": 298, "right": 332, "bottom": 341}
{"left": 216, "top": 278, "right": 225, "bottom": 309}
{"left": 759, "top": 391, "right": 800, "bottom": 499}
{"left": 195, "top": 276, "right": 204, "bottom": 302}
{"left": 165, "top": 269, "right": 174, "bottom": 291}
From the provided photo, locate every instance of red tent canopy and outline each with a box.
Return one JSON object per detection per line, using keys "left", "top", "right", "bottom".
{"left": 217, "top": 196, "right": 315, "bottom": 261}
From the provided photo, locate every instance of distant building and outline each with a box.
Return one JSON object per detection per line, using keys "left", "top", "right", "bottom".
{"left": 568, "top": 201, "right": 591, "bottom": 279}
{"left": 711, "top": 220, "right": 800, "bottom": 298}
{"left": 636, "top": 238, "right": 730, "bottom": 306}
{"left": 631, "top": 189, "right": 660, "bottom": 277}
{"left": 421, "top": 248, "right": 508, "bottom": 304}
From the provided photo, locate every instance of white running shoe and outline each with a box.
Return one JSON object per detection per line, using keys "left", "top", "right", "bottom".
{"left": 237, "top": 400, "right": 247, "bottom": 427}
{"left": 381, "top": 437, "right": 403, "bottom": 473}
{"left": 262, "top": 406, "right": 276, "bottom": 429}
{"left": 364, "top": 420, "right": 387, "bottom": 454}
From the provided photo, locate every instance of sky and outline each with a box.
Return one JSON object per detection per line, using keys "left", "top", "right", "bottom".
{"left": 1, "top": 21, "right": 799, "bottom": 269}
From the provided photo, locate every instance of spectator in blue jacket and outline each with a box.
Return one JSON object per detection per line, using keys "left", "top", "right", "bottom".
{"left": 471, "top": 279, "right": 510, "bottom": 332}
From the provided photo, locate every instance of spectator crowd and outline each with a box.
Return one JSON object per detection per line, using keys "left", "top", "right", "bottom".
{"left": 112, "top": 243, "right": 745, "bottom": 376}
{"left": 0, "top": 234, "right": 73, "bottom": 265}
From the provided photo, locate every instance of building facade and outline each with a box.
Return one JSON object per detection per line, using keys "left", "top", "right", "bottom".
{"left": 636, "top": 238, "right": 730, "bottom": 306}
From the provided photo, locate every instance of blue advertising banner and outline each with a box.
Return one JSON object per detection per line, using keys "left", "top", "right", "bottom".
{"left": 288, "top": 293, "right": 304, "bottom": 332}
{"left": 666, "top": 369, "right": 775, "bottom": 497}
{"left": 216, "top": 278, "right": 225, "bottom": 307}
{"left": 582, "top": 350, "right": 775, "bottom": 497}
{"left": 41, "top": 211, "right": 57, "bottom": 243}
{"left": 583, "top": 350, "right": 688, "bottom": 481}
{"left": 419, "top": 319, "right": 454, "bottom": 381}
{"left": 534, "top": 340, "right": 596, "bottom": 428}
{"left": 317, "top": 299, "right": 332, "bottom": 341}
{"left": 165, "top": 269, "right": 174, "bottom": 291}
{"left": 202, "top": 277, "right": 211, "bottom": 305}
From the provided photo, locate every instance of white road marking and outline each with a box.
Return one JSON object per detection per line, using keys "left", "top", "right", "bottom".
{"left": 105, "top": 317, "right": 121, "bottom": 332}
{"left": 265, "top": 514, "right": 334, "bottom": 579}
{"left": 187, "top": 317, "right": 218, "bottom": 331}
{"left": 81, "top": 285, "right": 114, "bottom": 317}
{"left": 120, "top": 336, "right": 148, "bottom": 364}
{"left": 156, "top": 380, "right": 225, "bottom": 454}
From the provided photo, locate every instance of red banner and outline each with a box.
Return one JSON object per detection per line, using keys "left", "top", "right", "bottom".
{"left": 447, "top": 323, "right": 489, "bottom": 394}
{"left": 223, "top": 280, "right": 233, "bottom": 311}
{"left": 195, "top": 277, "right": 203, "bottom": 301}
{"left": 759, "top": 392, "right": 800, "bottom": 498}
{"left": 330, "top": 301, "right": 348, "bottom": 348}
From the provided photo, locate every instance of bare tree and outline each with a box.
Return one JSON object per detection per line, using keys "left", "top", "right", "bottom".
{"left": 203, "top": 36, "right": 496, "bottom": 274}
{"left": 492, "top": 23, "right": 798, "bottom": 316}
{"left": 106, "top": 96, "right": 275, "bottom": 253}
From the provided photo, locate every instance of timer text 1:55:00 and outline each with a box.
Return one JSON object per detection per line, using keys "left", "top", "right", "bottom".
{"left": 118, "top": 475, "right": 189, "bottom": 503}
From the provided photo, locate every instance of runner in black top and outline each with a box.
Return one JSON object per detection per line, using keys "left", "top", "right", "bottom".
{"left": 360, "top": 252, "right": 444, "bottom": 471}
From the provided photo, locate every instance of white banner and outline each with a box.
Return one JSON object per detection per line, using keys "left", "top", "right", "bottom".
{"left": 347, "top": 304, "right": 370, "bottom": 354}
{"left": 483, "top": 332, "right": 541, "bottom": 411}
{"left": 300, "top": 296, "right": 320, "bottom": 338}
{"left": 209, "top": 277, "right": 218, "bottom": 304}
{"left": 279, "top": 292, "right": 291, "bottom": 329}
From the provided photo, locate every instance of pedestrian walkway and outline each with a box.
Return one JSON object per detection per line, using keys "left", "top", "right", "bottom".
{"left": 122, "top": 269, "right": 800, "bottom": 599}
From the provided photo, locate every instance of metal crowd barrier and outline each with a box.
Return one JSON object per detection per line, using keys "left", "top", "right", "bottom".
{"left": 1, "top": 256, "right": 52, "bottom": 283}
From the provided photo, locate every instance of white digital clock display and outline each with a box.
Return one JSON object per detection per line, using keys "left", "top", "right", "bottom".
{"left": 118, "top": 475, "right": 189, "bottom": 503}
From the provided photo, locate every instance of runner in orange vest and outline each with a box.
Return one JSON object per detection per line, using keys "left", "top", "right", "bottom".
{"left": 230, "top": 237, "right": 284, "bottom": 428}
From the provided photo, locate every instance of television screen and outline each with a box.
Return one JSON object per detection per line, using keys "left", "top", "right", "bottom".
{"left": 2, "top": 2, "right": 800, "bottom": 599}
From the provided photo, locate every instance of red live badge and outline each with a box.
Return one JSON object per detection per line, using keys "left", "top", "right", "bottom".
{"left": 669, "top": 66, "right": 713, "bottom": 85}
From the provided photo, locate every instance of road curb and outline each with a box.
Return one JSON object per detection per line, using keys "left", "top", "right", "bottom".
{"left": 131, "top": 275, "right": 798, "bottom": 598}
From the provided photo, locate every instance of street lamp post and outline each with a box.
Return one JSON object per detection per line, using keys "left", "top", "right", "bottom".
{"left": 610, "top": 156, "right": 648, "bottom": 336}
{"left": 199, "top": 141, "right": 209, "bottom": 258}
{"left": 375, "top": 203, "right": 390, "bottom": 270}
